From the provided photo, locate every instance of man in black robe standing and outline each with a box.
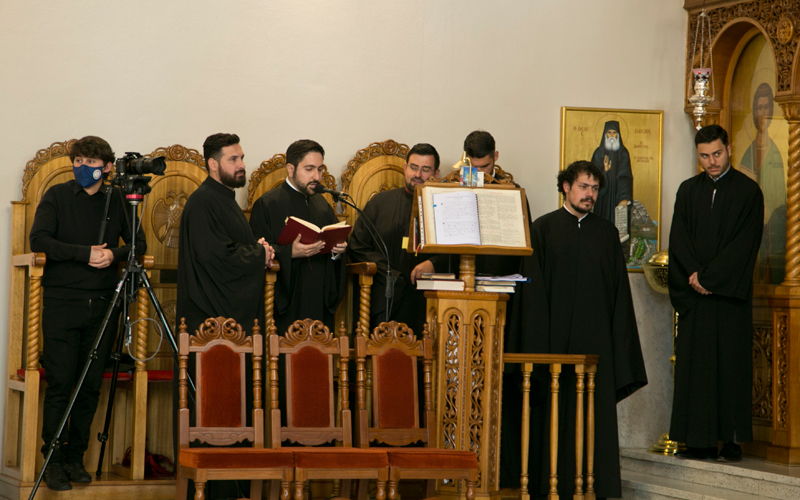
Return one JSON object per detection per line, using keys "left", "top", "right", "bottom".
{"left": 176, "top": 132, "right": 273, "bottom": 499}
{"left": 177, "top": 133, "right": 272, "bottom": 333}
{"left": 348, "top": 143, "right": 449, "bottom": 334}
{"left": 250, "top": 139, "right": 346, "bottom": 335}
{"left": 591, "top": 121, "right": 633, "bottom": 233}
{"left": 506, "top": 160, "right": 647, "bottom": 498}
{"left": 668, "top": 125, "right": 763, "bottom": 462}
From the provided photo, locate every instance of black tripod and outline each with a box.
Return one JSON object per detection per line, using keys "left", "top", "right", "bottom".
{"left": 29, "top": 179, "right": 194, "bottom": 500}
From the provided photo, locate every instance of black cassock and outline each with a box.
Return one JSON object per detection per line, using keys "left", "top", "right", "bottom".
{"left": 591, "top": 120, "right": 633, "bottom": 225}
{"left": 177, "top": 176, "right": 266, "bottom": 334}
{"left": 175, "top": 177, "right": 266, "bottom": 500}
{"left": 668, "top": 167, "right": 763, "bottom": 447}
{"left": 348, "top": 187, "right": 450, "bottom": 335}
{"left": 505, "top": 207, "right": 647, "bottom": 499}
{"left": 250, "top": 181, "right": 345, "bottom": 335}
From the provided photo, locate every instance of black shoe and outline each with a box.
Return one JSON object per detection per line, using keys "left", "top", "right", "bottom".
{"left": 64, "top": 461, "right": 92, "bottom": 483}
{"left": 717, "top": 442, "right": 743, "bottom": 462}
{"left": 43, "top": 462, "right": 72, "bottom": 491}
{"left": 675, "top": 446, "right": 718, "bottom": 460}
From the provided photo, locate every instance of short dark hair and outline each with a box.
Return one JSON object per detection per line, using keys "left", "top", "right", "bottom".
{"left": 464, "top": 130, "right": 495, "bottom": 159}
{"left": 70, "top": 136, "right": 115, "bottom": 165}
{"left": 203, "top": 133, "right": 240, "bottom": 165}
{"left": 557, "top": 160, "right": 605, "bottom": 194}
{"left": 695, "top": 124, "right": 728, "bottom": 147}
{"left": 286, "top": 140, "right": 325, "bottom": 168}
{"left": 752, "top": 82, "right": 775, "bottom": 128}
{"left": 406, "top": 143, "right": 440, "bottom": 170}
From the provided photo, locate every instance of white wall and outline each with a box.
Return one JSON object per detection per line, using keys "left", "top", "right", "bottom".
{"left": 0, "top": 0, "right": 695, "bottom": 446}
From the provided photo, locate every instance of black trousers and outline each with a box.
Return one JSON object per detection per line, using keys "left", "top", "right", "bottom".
{"left": 40, "top": 296, "right": 119, "bottom": 464}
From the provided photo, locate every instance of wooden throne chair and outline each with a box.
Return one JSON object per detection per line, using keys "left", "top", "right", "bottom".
{"left": 338, "top": 139, "right": 409, "bottom": 336}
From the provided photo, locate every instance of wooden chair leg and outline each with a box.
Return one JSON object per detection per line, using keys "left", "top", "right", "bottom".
{"left": 269, "top": 479, "right": 281, "bottom": 500}
{"left": 574, "top": 365, "right": 585, "bottom": 500}
{"left": 549, "top": 363, "right": 561, "bottom": 500}
{"left": 375, "top": 480, "right": 386, "bottom": 500}
{"left": 340, "top": 479, "right": 352, "bottom": 498}
{"left": 176, "top": 468, "right": 188, "bottom": 500}
{"left": 281, "top": 480, "right": 291, "bottom": 500}
{"left": 465, "top": 480, "right": 475, "bottom": 500}
{"left": 292, "top": 480, "right": 304, "bottom": 500}
{"left": 194, "top": 481, "right": 206, "bottom": 500}
{"left": 424, "top": 478, "right": 435, "bottom": 499}
{"left": 387, "top": 479, "right": 398, "bottom": 500}
{"left": 356, "top": 478, "right": 369, "bottom": 500}
{"left": 303, "top": 479, "right": 311, "bottom": 500}
{"left": 250, "top": 478, "right": 263, "bottom": 500}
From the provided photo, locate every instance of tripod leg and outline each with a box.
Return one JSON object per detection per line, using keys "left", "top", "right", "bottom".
{"left": 95, "top": 310, "right": 127, "bottom": 477}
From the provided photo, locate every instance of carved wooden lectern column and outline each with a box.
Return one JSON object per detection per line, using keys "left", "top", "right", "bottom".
{"left": 768, "top": 101, "right": 800, "bottom": 464}
{"left": 425, "top": 281, "right": 508, "bottom": 499}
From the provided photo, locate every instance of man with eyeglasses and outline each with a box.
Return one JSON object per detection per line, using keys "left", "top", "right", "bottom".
{"left": 349, "top": 143, "right": 449, "bottom": 334}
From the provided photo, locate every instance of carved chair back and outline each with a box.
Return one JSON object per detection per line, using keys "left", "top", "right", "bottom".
{"left": 339, "top": 140, "right": 408, "bottom": 228}
{"left": 178, "top": 317, "right": 264, "bottom": 448}
{"left": 139, "top": 145, "right": 208, "bottom": 370}
{"left": 267, "top": 319, "right": 351, "bottom": 447}
{"left": 354, "top": 321, "right": 432, "bottom": 448}
{"left": 245, "top": 153, "right": 338, "bottom": 215}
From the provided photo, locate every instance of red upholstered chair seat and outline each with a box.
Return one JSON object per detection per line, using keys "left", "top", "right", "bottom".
{"left": 179, "top": 448, "right": 294, "bottom": 469}
{"left": 386, "top": 449, "right": 478, "bottom": 469}
{"left": 292, "top": 448, "right": 388, "bottom": 469}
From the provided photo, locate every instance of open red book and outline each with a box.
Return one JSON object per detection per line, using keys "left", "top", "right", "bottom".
{"left": 276, "top": 216, "right": 351, "bottom": 254}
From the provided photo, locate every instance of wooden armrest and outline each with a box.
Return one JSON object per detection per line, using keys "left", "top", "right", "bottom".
{"left": 12, "top": 252, "right": 46, "bottom": 268}
{"left": 347, "top": 262, "right": 377, "bottom": 276}
{"left": 267, "top": 261, "right": 281, "bottom": 273}
{"left": 140, "top": 255, "right": 155, "bottom": 269}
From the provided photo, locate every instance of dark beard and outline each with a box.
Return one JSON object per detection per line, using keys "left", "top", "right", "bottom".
{"left": 220, "top": 168, "right": 245, "bottom": 188}
{"left": 292, "top": 175, "right": 317, "bottom": 197}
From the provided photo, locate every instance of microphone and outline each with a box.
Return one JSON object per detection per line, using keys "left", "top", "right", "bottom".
{"left": 313, "top": 183, "right": 346, "bottom": 201}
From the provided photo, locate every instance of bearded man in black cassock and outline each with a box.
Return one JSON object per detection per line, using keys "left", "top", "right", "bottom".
{"left": 591, "top": 121, "right": 633, "bottom": 229}
{"left": 505, "top": 160, "right": 647, "bottom": 499}
{"left": 348, "top": 143, "right": 449, "bottom": 334}
{"left": 249, "top": 139, "right": 347, "bottom": 335}
{"left": 668, "top": 125, "right": 763, "bottom": 462}
{"left": 176, "top": 133, "right": 273, "bottom": 499}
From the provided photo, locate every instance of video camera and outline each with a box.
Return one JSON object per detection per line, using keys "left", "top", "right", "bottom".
{"left": 114, "top": 152, "right": 167, "bottom": 196}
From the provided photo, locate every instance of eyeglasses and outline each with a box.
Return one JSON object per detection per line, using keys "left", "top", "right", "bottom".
{"left": 407, "top": 164, "right": 434, "bottom": 174}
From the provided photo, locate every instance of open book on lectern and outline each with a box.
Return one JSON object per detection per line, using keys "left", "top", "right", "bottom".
{"left": 416, "top": 185, "right": 528, "bottom": 248}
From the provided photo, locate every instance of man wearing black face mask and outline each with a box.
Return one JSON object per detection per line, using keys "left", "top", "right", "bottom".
{"left": 29, "top": 136, "right": 147, "bottom": 491}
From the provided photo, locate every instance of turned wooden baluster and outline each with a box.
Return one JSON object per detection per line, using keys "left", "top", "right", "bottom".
{"left": 585, "top": 365, "right": 597, "bottom": 500}
{"left": 549, "top": 364, "right": 562, "bottom": 500}
{"left": 574, "top": 365, "right": 586, "bottom": 500}
{"left": 520, "top": 363, "right": 533, "bottom": 500}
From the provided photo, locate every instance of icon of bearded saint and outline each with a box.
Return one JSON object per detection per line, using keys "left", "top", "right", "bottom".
{"left": 152, "top": 191, "right": 188, "bottom": 248}
{"left": 590, "top": 120, "right": 633, "bottom": 224}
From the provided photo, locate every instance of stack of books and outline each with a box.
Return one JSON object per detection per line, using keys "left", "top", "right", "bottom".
{"left": 474, "top": 274, "right": 529, "bottom": 293}
{"left": 415, "top": 273, "right": 465, "bottom": 291}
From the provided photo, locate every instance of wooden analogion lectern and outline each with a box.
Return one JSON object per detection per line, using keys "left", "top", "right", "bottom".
{"left": 408, "top": 182, "right": 532, "bottom": 500}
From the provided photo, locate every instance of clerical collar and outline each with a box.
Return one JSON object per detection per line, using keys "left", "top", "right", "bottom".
{"left": 562, "top": 203, "right": 589, "bottom": 226}
{"left": 285, "top": 177, "right": 303, "bottom": 195}
{"left": 708, "top": 164, "right": 731, "bottom": 183}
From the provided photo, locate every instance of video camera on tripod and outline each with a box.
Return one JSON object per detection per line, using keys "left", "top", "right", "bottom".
{"left": 113, "top": 152, "right": 167, "bottom": 197}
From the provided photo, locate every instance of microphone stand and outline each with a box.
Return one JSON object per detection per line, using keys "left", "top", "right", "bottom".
{"left": 328, "top": 190, "right": 395, "bottom": 324}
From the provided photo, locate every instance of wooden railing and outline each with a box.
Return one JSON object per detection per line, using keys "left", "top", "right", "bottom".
{"left": 503, "top": 353, "right": 599, "bottom": 500}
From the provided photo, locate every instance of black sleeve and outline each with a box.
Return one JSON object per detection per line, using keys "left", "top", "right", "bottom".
{"left": 29, "top": 186, "right": 92, "bottom": 262}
